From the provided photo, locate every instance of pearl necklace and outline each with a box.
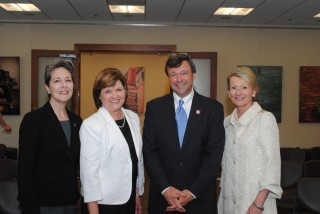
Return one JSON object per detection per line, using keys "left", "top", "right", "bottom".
{"left": 117, "top": 114, "right": 126, "bottom": 128}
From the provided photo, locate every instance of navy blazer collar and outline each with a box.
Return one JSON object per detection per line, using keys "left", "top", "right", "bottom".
{"left": 41, "top": 102, "right": 78, "bottom": 162}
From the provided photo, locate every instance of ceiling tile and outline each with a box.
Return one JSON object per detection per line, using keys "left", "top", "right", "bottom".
{"left": 0, "top": 0, "right": 319, "bottom": 28}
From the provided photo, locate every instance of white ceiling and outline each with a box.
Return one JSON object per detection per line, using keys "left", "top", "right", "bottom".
{"left": 0, "top": 0, "right": 320, "bottom": 28}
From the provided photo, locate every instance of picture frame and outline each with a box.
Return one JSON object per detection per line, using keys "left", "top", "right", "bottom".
{"left": 299, "top": 66, "right": 320, "bottom": 123}
{"left": 238, "top": 65, "right": 283, "bottom": 123}
{"left": 0, "top": 57, "right": 20, "bottom": 115}
{"left": 124, "top": 66, "right": 145, "bottom": 113}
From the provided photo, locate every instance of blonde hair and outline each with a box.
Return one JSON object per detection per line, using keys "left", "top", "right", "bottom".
{"left": 227, "top": 66, "right": 259, "bottom": 93}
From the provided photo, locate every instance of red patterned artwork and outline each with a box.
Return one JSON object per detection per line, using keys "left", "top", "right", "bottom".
{"left": 124, "top": 67, "right": 144, "bottom": 113}
{"left": 299, "top": 66, "right": 320, "bottom": 123}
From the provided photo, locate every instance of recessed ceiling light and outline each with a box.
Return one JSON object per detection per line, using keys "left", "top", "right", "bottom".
{"left": 17, "top": 3, "right": 40, "bottom": 12}
{"left": 0, "top": 3, "right": 40, "bottom": 12}
{"left": 109, "top": 5, "right": 145, "bottom": 14}
{"left": 0, "top": 3, "right": 23, "bottom": 11}
{"left": 214, "top": 7, "right": 254, "bottom": 16}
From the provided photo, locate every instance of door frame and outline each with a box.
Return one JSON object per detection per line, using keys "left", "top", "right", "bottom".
{"left": 31, "top": 49, "right": 77, "bottom": 111}
{"left": 31, "top": 45, "right": 217, "bottom": 114}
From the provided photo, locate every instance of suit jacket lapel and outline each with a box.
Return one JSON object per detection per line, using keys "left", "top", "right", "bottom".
{"left": 42, "top": 102, "right": 73, "bottom": 161}
{"left": 68, "top": 111, "right": 81, "bottom": 161}
{"left": 181, "top": 92, "right": 203, "bottom": 150}
{"left": 165, "top": 94, "right": 182, "bottom": 150}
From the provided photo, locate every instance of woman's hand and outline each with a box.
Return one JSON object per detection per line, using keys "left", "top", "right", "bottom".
{"left": 246, "top": 203, "right": 263, "bottom": 214}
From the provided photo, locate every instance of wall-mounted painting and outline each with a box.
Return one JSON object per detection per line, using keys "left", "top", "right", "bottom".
{"left": 124, "top": 66, "right": 144, "bottom": 113}
{"left": 299, "top": 66, "right": 320, "bottom": 123}
{"left": 238, "top": 65, "right": 283, "bottom": 123}
{"left": 0, "top": 57, "right": 20, "bottom": 115}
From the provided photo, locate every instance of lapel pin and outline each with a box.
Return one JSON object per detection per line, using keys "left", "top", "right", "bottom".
{"left": 196, "top": 110, "right": 201, "bottom": 114}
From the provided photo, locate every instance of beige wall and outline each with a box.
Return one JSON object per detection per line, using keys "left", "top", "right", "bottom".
{"left": 80, "top": 52, "right": 170, "bottom": 120}
{"left": 0, "top": 23, "right": 319, "bottom": 148}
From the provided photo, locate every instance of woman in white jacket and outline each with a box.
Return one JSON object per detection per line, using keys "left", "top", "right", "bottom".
{"left": 218, "top": 67, "right": 282, "bottom": 214}
{"left": 80, "top": 68, "right": 144, "bottom": 214}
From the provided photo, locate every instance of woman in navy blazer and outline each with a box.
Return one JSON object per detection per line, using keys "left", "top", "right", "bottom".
{"left": 80, "top": 68, "right": 144, "bottom": 214}
{"left": 18, "top": 60, "right": 82, "bottom": 214}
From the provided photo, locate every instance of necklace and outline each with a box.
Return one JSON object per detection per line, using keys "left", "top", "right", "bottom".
{"left": 117, "top": 115, "right": 126, "bottom": 128}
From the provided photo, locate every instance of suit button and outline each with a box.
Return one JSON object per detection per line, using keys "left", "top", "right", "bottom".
{"left": 179, "top": 162, "right": 183, "bottom": 166}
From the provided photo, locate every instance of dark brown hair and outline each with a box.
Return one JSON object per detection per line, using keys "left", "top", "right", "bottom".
{"left": 92, "top": 68, "right": 128, "bottom": 109}
{"left": 165, "top": 52, "right": 196, "bottom": 76}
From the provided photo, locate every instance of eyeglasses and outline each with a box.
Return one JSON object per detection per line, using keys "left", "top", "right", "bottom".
{"left": 168, "top": 52, "right": 190, "bottom": 59}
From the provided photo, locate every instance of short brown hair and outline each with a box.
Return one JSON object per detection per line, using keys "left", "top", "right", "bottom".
{"left": 165, "top": 52, "right": 196, "bottom": 76}
{"left": 92, "top": 68, "right": 128, "bottom": 109}
{"left": 44, "top": 60, "right": 74, "bottom": 98}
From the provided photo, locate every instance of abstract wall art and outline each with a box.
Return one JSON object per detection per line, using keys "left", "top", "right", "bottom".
{"left": 299, "top": 66, "right": 320, "bottom": 123}
{"left": 238, "top": 65, "right": 283, "bottom": 123}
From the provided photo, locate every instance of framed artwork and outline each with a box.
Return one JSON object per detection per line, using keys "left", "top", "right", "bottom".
{"left": 0, "top": 57, "right": 20, "bottom": 115}
{"left": 299, "top": 66, "right": 320, "bottom": 123}
{"left": 238, "top": 65, "right": 283, "bottom": 123}
{"left": 124, "top": 66, "right": 145, "bottom": 113}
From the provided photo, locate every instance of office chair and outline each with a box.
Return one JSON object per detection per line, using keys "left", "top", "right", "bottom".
{"left": 277, "top": 160, "right": 304, "bottom": 213}
{"left": 297, "top": 178, "right": 320, "bottom": 214}
{"left": 280, "top": 147, "right": 306, "bottom": 164}
{"left": 0, "top": 180, "right": 19, "bottom": 214}
{"left": 0, "top": 158, "right": 17, "bottom": 181}
{"left": 311, "top": 147, "right": 320, "bottom": 160}
{"left": 0, "top": 158, "right": 19, "bottom": 214}
{"left": 303, "top": 160, "right": 320, "bottom": 177}
{"left": 0, "top": 144, "right": 6, "bottom": 158}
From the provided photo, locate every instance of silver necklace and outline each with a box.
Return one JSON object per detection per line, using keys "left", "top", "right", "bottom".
{"left": 118, "top": 115, "right": 126, "bottom": 128}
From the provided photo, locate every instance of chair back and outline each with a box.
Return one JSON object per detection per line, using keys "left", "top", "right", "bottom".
{"left": 297, "top": 178, "right": 320, "bottom": 214}
{"left": 304, "top": 160, "right": 320, "bottom": 177}
{"left": 311, "top": 147, "right": 320, "bottom": 160}
{"left": 280, "top": 147, "right": 306, "bottom": 163}
{"left": 0, "top": 159, "right": 19, "bottom": 213}
{"left": 0, "top": 158, "right": 17, "bottom": 181}
{"left": 0, "top": 144, "right": 6, "bottom": 158}
{"left": 0, "top": 180, "right": 19, "bottom": 214}
{"left": 281, "top": 160, "right": 303, "bottom": 189}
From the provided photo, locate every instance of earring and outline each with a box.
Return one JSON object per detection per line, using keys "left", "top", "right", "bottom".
{"left": 253, "top": 95, "right": 255, "bottom": 97}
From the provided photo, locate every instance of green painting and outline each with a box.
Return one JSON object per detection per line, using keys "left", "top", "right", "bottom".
{"left": 238, "top": 65, "right": 283, "bottom": 123}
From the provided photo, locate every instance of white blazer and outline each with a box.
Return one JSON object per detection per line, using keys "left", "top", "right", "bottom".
{"left": 80, "top": 107, "right": 144, "bottom": 204}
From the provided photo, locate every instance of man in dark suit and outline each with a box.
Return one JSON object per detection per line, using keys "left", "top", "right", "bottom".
{"left": 143, "top": 53, "right": 225, "bottom": 213}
